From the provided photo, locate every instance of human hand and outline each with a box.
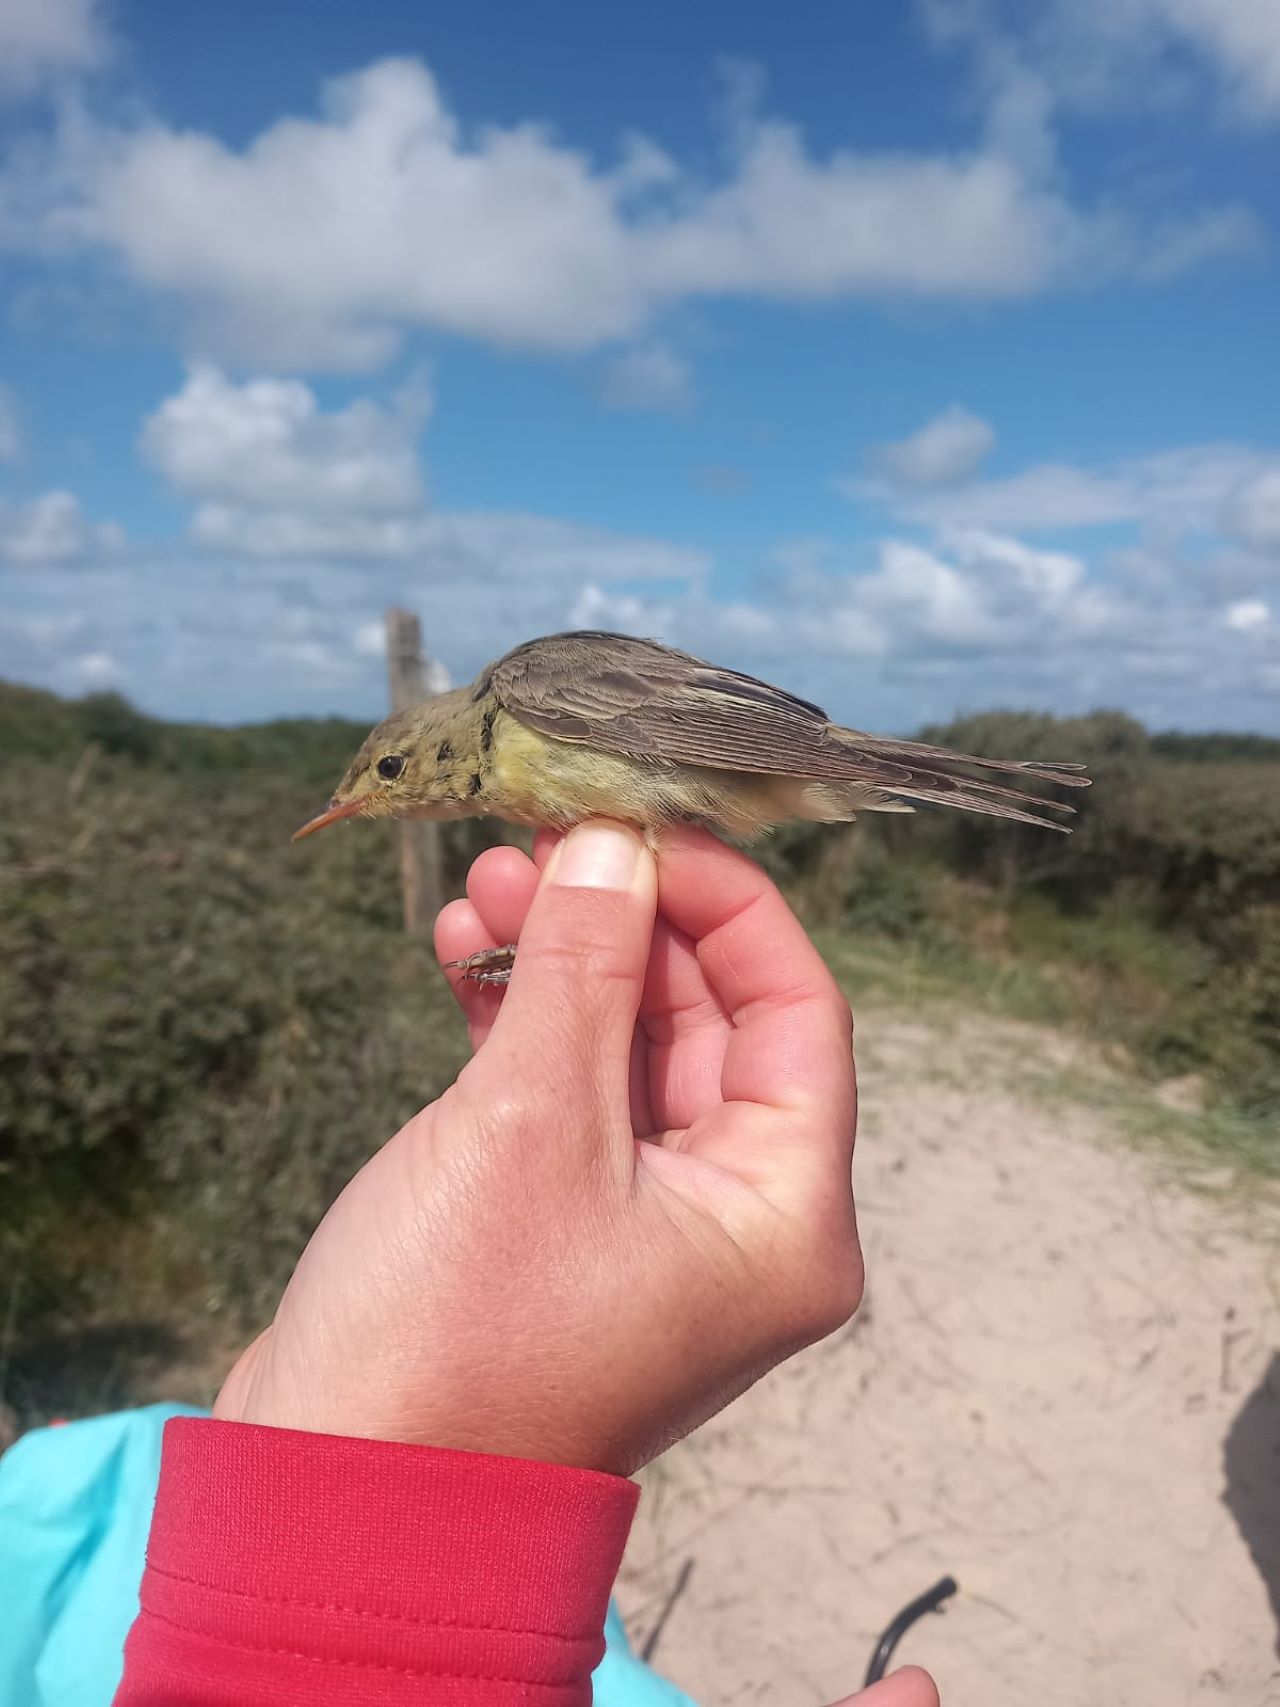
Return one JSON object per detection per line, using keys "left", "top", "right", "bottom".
{"left": 216, "top": 821, "right": 863, "bottom": 1477}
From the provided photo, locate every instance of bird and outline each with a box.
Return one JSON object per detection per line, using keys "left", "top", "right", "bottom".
{"left": 294, "top": 630, "right": 1090, "bottom": 981}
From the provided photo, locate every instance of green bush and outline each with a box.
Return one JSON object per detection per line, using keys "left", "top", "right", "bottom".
{"left": 0, "top": 689, "right": 487, "bottom": 1420}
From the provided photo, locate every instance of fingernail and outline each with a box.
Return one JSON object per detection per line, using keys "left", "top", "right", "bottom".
{"left": 552, "top": 822, "right": 641, "bottom": 891}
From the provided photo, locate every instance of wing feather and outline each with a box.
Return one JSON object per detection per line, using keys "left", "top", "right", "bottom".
{"left": 483, "top": 631, "right": 1088, "bottom": 830}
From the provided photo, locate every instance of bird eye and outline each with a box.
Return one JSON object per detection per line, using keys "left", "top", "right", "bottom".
{"left": 376, "top": 753, "right": 406, "bottom": 781}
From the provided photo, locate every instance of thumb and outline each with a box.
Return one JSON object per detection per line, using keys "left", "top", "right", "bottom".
{"left": 484, "top": 818, "right": 657, "bottom": 1096}
{"left": 827, "top": 1668, "right": 941, "bottom": 1707}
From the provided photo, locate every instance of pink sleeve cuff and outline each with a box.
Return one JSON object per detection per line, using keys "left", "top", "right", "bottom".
{"left": 117, "top": 1417, "right": 639, "bottom": 1706}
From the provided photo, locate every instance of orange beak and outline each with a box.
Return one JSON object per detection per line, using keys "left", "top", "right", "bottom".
{"left": 292, "top": 796, "right": 368, "bottom": 841}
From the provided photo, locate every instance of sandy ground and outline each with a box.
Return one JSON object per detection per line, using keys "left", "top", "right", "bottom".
{"left": 614, "top": 1011, "right": 1280, "bottom": 1707}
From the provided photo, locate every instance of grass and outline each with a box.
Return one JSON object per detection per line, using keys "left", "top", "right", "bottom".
{"left": 816, "top": 923, "right": 1074, "bottom": 1027}
{"left": 816, "top": 911, "right": 1280, "bottom": 1183}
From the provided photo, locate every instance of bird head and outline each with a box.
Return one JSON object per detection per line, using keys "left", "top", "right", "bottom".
{"left": 292, "top": 691, "right": 473, "bottom": 840}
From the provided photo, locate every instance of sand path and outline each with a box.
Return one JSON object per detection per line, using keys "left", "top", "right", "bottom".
{"left": 615, "top": 1012, "right": 1280, "bottom": 1706}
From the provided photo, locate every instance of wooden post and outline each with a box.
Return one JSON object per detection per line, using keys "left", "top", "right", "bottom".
{"left": 385, "top": 608, "right": 444, "bottom": 934}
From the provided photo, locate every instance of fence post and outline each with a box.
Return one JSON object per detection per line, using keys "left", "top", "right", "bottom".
{"left": 385, "top": 608, "right": 444, "bottom": 934}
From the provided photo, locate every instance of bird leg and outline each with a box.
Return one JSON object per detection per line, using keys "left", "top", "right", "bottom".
{"left": 445, "top": 943, "right": 517, "bottom": 986}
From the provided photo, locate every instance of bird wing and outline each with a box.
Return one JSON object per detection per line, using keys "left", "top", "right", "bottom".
{"left": 481, "top": 631, "right": 1089, "bottom": 830}
{"left": 482, "top": 629, "right": 830, "bottom": 765}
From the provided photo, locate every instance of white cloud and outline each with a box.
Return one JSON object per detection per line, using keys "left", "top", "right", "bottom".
{"left": 353, "top": 619, "right": 386, "bottom": 658}
{"left": 4, "top": 489, "right": 1280, "bottom": 730}
{"left": 185, "top": 498, "right": 711, "bottom": 584}
{"left": 925, "top": 0, "right": 1280, "bottom": 125}
{"left": 1224, "top": 466, "right": 1280, "bottom": 552}
{"left": 188, "top": 504, "right": 422, "bottom": 559}
{"left": 642, "top": 126, "right": 1078, "bottom": 301}
{"left": 0, "top": 489, "right": 122, "bottom": 563}
{"left": 599, "top": 343, "right": 693, "bottom": 411}
{"left": 872, "top": 406, "right": 996, "bottom": 489}
{"left": 948, "top": 527, "right": 1087, "bottom": 605}
{"left": 863, "top": 459, "right": 1138, "bottom": 530}
{"left": 137, "top": 364, "right": 714, "bottom": 605}
{"left": 0, "top": 55, "right": 1256, "bottom": 368}
{"left": 0, "top": 0, "right": 108, "bottom": 98}
{"left": 141, "top": 364, "right": 428, "bottom": 512}
{"left": 547, "top": 519, "right": 1280, "bottom": 731}
{"left": 70, "top": 648, "right": 120, "bottom": 686}
{"left": 844, "top": 529, "right": 1096, "bottom": 652}
{"left": 855, "top": 540, "right": 993, "bottom": 648}
{"left": 569, "top": 582, "right": 678, "bottom": 635}
{"left": 4, "top": 365, "right": 1280, "bottom": 731}
{"left": 0, "top": 382, "right": 20, "bottom": 460}
{"left": 1225, "top": 598, "right": 1270, "bottom": 632}
{"left": 1082, "top": 0, "right": 1280, "bottom": 122}
{"left": 655, "top": 525, "right": 1108, "bottom": 673}
{"left": 853, "top": 443, "right": 1280, "bottom": 542}
{"left": 47, "top": 60, "right": 653, "bottom": 365}
{"left": 0, "top": 518, "right": 711, "bottom": 722}
{"left": 1171, "top": 0, "right": 1280, "bottom": 119}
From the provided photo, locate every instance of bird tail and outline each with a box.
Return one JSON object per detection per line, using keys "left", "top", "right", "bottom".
{"left": 826, "top": 730, "right": 1091, "bottom": 833}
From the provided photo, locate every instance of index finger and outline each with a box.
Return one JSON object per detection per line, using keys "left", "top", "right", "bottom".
{"left": 654, "top": 827, "right": 856, "bottom": 1152}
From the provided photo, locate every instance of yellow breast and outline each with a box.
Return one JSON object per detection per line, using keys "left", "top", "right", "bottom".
{"left": 486, "top": 711, "right": 791, "bottom": 839}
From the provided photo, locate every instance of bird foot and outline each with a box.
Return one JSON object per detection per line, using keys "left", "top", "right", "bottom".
{"left": 445, "top": 943, "right": 517, "bottom": 986}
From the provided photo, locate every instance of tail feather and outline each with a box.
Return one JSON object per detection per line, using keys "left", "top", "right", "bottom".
{"left": 839, "top": 730, "right": 1092, "bottom": 788}
{"left": 875, "top": 784, "right": 1073, "bottom": 833}
{"left": 830, "top": 729, "right": 1091, "bottom": 833}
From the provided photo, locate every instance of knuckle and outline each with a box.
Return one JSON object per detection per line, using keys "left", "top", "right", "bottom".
{"left": 519, "top": 932, "right": 624, "bottom": 983}
{"left": 519, "top": 889, "right": 632, "bottom": 973}
{"left": 515, "top": 935, "right": 641, "bottom": 1013}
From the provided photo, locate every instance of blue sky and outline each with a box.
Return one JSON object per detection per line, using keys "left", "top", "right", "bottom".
{"left": 1, "top": 0, "right": 1278, "bottom": 731}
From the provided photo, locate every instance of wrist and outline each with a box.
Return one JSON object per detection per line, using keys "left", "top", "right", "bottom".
{"left": 215, "top": 1326, "right": 628, "bottom": 1471}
